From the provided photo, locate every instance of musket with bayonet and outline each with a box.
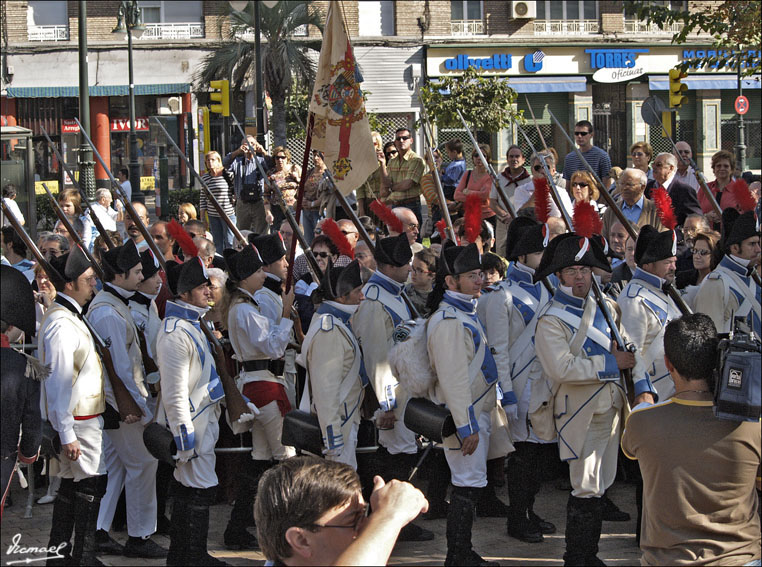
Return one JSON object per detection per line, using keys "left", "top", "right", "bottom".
{"left": 39, "top": 125, "right": 116, "bottom": 250}
{"left": 545, "top": 107, "right": 693, "bottom": 316}
{"left": 1, "top": 200, "right": 143, "bottom": 420}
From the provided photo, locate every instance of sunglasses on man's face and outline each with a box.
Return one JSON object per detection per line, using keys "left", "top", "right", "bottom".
{"left": 313, "top": 251, "right": 333, "bottom": 258}
{"left": 395, "top": 135, "right": 411, "bottom": 142}
{"left": 574, "top": 131, "right": 591, "bottom": 137}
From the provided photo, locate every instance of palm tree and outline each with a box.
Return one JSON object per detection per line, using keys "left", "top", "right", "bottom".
{"left": 195, "top": 1, "right": 324, "bottom": 147}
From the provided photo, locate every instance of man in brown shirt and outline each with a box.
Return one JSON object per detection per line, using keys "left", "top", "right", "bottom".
{"left": 622, "top": 313, "right": 761, "bottom": 566}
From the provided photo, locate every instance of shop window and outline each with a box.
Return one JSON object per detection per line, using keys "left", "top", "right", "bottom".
{"left": 451, "top": 0, "right": 484, "bottom": 35}
{"left": 137, "top": 1, "right": 204, "bottom": 39}
{"left": 359, "top": 1, "right": 395, "bottom": 36}
{"left": 535, "top": 1, "right": 599, "bottom": 34}
{"left": 27, "top": 0, "right": 69, "bottom": 41}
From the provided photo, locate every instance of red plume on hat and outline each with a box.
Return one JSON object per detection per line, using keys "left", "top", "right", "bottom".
{"left": 369, "top": 199, "right": 404, "bottom": 234}
{"left": 464, "top": 193, "right": 482, "bottom": 244}
{"left": 321, "top": 218, "right": 354, "bottom": 259}
{"left": 572, "top": 201, "right": 603, "bottom": 238}
{"left": 651, "top": 187, "right": 677, "bottom": 230}
{"left": 435, "top": 219, "right": 448, "bottom": 242}
{"left": 167, "top": 219, "right": 198, "bottom": 259}
{"left": 533, "top": 176, "right": 551, "bottom": 224}
{"left": 727, "top": 178, "right": 757, "bottom": 212}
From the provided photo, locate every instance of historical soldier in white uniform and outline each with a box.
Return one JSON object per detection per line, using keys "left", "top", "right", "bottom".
{"left": 39, "top": 247, "right": 108, "bottom": 565}
{"left": 157, "top": 257, "right": 228, "bottom": 565}
{"left": 426, "top": 242, "right": 500, "bottom": 566}
{"left": 128, "top": 248, "right": 163, "bottom": 364}
{"left": 352, "top": 232, "right": 433, "bottom": 542}
{"left": 299, "top": 260, "right": 366, "bottom": 469}
{"left": 88, "top": 240, "right": 165, "bottom": 558}
{"left": 222, "top": 239, "right": 295, "bottom": 549}
{"left": 694, "top": 209, "right": 760, "bottom": 335}
{"left": 618, "top": 225, "right": 683, "bottom": 400}
{"left": 534, "top": 233, "right": 656, "bottom": 566}
{"left": 478, "top": 218, "right": 556, "bottom": 543}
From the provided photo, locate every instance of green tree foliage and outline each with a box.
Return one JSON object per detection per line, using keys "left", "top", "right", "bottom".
{"left": 418, "top": 66, "right": 522, "bottom": 133}
{"left": 627, "top": 1, "right": 761, "bottom": 76}
{"left": 194, "top": 1, "right": 324, "bottom": 147}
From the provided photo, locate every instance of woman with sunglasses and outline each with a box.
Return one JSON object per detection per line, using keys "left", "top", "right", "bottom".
{"left": 568, "top": 170, "right": 606, "bottom": 216}
{"left": 454, "top": 143, "right": 497, "bottom": 228}
{"left": 519, "top": 149, "right": 574, "bottom": 218}
{"left": 676, "top": 230, "right": 721, "bottom": 306}
{"left": 265, "top": 146, "right": 301, "bottom": 232}
{"left": 629, "top": 141, "right": 654, "bottom": 181}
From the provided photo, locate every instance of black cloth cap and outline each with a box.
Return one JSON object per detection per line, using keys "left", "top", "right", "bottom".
{"left": 534, "top": 233, "right": 611, "bottom": 282}
{"left": 441, "top": 242, "right": 482, "bottom": 276}
{"left": 723, "top": 209, "right": 759, "bottom": 249}
{"left": 252, "top": 233, "right": 286, "bottom": 265}
{"left": 510, "top": 222, "right": 548, "bottom": 261}
{"left": 635, "top": 225, "right": 677, "bottom": 266}
{"left": 101, "top": 240, "right": 141, "bottom": 275}
{"left": 49, "top": 244, "right": 92, "bottom": 287}
{"left": 505, "top": 217, "right": 539, "bottom": 260}
{"left": 1, "top": 264, "right": 36, "bottom": 336}
{"left": 335, "top": 260, "right": 363, "bottom": 297}
{"left": 374, "top": 233, "right": 412, "bottom": 267}
{"left": 175, "top": 257, "right": 211, "bottom": 296}
{"left": 223, "top": 245, "right": 263, "bottom": 282}
{"left": 139, "top": 249, "right": 161, "bottom": 280}
{"left": 165, "top": 261, "right": 182, "bottom": 296}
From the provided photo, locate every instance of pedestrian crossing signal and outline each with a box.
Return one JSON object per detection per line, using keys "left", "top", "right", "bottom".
{"left": 210, "top": 80, "right": 230, "bottom": 117}
{"left": 668, "top": 69, "right": 688, "bottom": 108}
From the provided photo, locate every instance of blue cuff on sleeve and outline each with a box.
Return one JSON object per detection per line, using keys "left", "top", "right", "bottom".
{"left": 597, "top": 353, "right": 620, "bottom": 381}
{"left": 501, "top": 390, "right": 518, "bottom": 406}
{"left": 379, "top": 384, "right": 397, "bottom": 412}
{"left": 456, "top": 405, "right": 480, "bottom": 439}
{"left": 324, "top": 425, "right": 344, "bottom": 450}
{"left": 175, "top": 425, "right": 195, "bottom": 452}
{"left": 633, "top": 373, "right": 658, "bottom": 401}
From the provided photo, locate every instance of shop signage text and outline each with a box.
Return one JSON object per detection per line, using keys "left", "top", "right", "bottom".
{"left": 444, "top": 53, "right": 513, "bottom": 71}
{"left": 61, "top": 119, "right": 79, "bottom": 134}
{"left": 585, "top": 49, "right": 649, "bottom": 69}
{"left": 110, "top": 118, "right": 149, "bottom": 132}
{"left": 682, "top": 49, "right": 761, "bottom": 69}
{"left": 592, "top": 66, "right": 646, "bottom": 83}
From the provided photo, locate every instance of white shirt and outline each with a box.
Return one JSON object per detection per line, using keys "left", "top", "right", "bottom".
{"left": 120, "top": 179, "right": 132, "bottom": 203}
{"left": 674, "top": 168, "right": 700, "bottom": 193}
{"left": 2, "top": 197, "right": 24, "bottom": 226}
{"left": 91, "top": 201, "right": 119, "bottom": 232}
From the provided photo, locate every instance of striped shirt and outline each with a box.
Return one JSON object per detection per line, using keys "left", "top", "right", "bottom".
{"left": 562, "top": 145, "right": 611, "bottom": 183}
{"left": 200, "top": 172, "right": 235, "bottom": 218}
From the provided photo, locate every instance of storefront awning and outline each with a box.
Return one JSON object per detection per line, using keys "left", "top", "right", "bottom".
{"left": 5, "top": 83, "right": 191, "bottom": 98}
{"left": 435, "top": 76, "right": 587, "bottom": 95}
{"left": 648, "top": 75, "right": 761, "bottom": 91}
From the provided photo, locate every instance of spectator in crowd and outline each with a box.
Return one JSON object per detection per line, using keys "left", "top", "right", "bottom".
{"left": 381, "top": 128, "right": 426, "bottom": 225}
{"left": 441, "top": 139, "right": 467, "bottom": 201}
{"left": 562, "top": 120, "right": 612, "bottom": 191}
{"left": 123, "top": 201, "right": 150, "bottom": 251}
{"left": 117, "top": 167, "right": 132, "bottom": 202}
{"left": 404, "top": 248, "right": 437, "bottom": 317}
{"left": 357, "top": 132, "right": 387, "bottom": 220}
{"left": 645, "top": 153, "right": 702, "bottom": 226}
{"left": 748, "top": 180, "right": 761, "bottom": 203}
{"left": 193, "top": 236, "right": 216, "bottom": 269}
{"left": 672, "top": 141, "right": 700, "bottom": 192}
{"left": 336, "top": 219, "right": 360, "bottom": 253}
{"left": 676, "top": 230, "right": 721, "bottom": 301}
{"left": 266, "top": 146, "right": 301, "bottom": 231}
{"left": 621, "top": 313, "right": 761, "bottom": 567}
{"left": 302, "top": 150, "right": 327, "bottom": 244}
{"left": 279, "top": 219, "right": 303, "bottom": 260}
{"left": 699, "top": 150, "right": 739, "bottom": 223}
{"left": 91, "top": 188, "right": 122, "bottom": 232}
{"left": 491, "top": 145, "right": 532, "bottom": 256}
{"left": 254, "top": 456, "right": 428, "bottom": 567}
{"left": 602, "top": 168, "right": 664, "bottom": 241}
{"left": 2, "top": 183, "right": 25, "bottom": 226}
{"left": 354, "top": 240, "right": 376, "bottom": 271}
{"left": 524, "top": 149, "right": 572, "bottom": 218}
{"left": 383, "top": 141, "right": 397, "bottom": 164}
{"left": 58, "top": 188, "right": 96, "bottom": 250}
{"left": 390, "top": 207, "right": 422, "bottom": 251}
{"left": 608, "top": 220, "right": 631, "bottom": 268}
{"left": 200, "top": 150, "right": 236, "bottom": 252}
{"left": 681, "top": 213, "right": 711, "bottom": 247}
{"left": 148, "top": 221, "right": 175, "bottom": 262}
{"left": 40, "top": 234, "right": 69, "bottom": 261}
{"left": 608, "top": 166, "right": 623, "bottom": 195}
{"left": 1, "top": 226, "right": 34, "bottom": 281}
{"left": 177, "top": 202, "right": 198, "bottom": 225}
{"left": 568, "top": 170, "right": 606, "bottom": 216}
{"left": 455, "top": 143, "right": 497, "bottom": 229}
{"left": 629, "top": 141, "right": 653, "bottom": 181}
{"left": 225, "top": 135, "right": 271, "bottom": 235}
{"left": 546, "top": 216, "right": 567, "bottom": 241}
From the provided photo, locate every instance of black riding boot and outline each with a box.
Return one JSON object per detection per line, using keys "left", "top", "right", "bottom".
{"left": 563, "top": 495, "right": 605, "bottom": 567}
{"left": 71, "top": 475, "right": 108, "bottom": 566}
{"left": 224, "top": 459, "right": 269, "bottom": 549}
{"left": 187, "top": 486, "right": 228, "bottom": 566}
{"left": 47, "top": 478, "right": 76, "bottom": 566}
{"left": 505, "top": 449, "right": 543, "bottom": 543}
{"left": 423, "top": 447, "right": 450, "bottom": 520}
{"left": 445, "top": 487, "right": 499, "bottom": 566}
{"left": 167, "top": 482, "right": 192, "bottom": 566}
{"left": 476, "top": 458, "right": 508, "bottom": 517}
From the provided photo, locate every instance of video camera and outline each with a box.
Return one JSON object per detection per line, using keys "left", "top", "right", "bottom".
{"left": 714, "top": 318, "right": 761, "bottom": 422}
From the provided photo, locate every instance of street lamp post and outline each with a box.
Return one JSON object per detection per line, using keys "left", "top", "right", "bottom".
{"left": 113, "top": 1, "right": 145, "bottom": 202}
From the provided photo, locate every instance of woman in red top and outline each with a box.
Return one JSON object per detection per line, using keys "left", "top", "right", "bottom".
{"left": 698, "top": 150, "right": 739, "bottom": 224}
{"left": 454, "top": 143, "right": 496, "bottom": 228}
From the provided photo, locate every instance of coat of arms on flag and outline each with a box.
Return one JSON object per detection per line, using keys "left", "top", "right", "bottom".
{"left": 309, "top": 2, "right": 378, "bottom": 196}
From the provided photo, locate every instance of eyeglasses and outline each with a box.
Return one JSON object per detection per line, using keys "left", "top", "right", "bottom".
{"left": 533, "top": 165, "right": 543, "bottom": 172}
{"left": 572, "top": 181, "right": 589, "bottom": 188}
{"left": 620, "top": 182, "right": 643, "bottom": 189}
{"left": 691, "top": 248, "right": 711, "bottom": 256}
{"left": 340, "top": 230, "right": 358, "bottom": 236}
{"left": 574, "top": 131, "right": 591, "bottom": 137}
{"left": 395, "top": 135, "right": 411, "bottom": 141}
{"left": 631, "top": 152, "right": 646, "bottom": 158}
{"left": 275, "top": 155, "right": 287, "bottom": 160}
{"left": 458, "top": 271, "right": 484, "bottom": 282}
{"left": 385, "top": 150, "right": 398, "bottom": 157}
{"left": 411, "top": 267, "right": 432, "bottom": 275}
{"left": 405, "top": 223, "right": 419, "bottom": 231}
{"left": 561, "top": 267, "right": 592, "bottom": 277}
{"left": 653, "top": 162, "right": 672, "bottom": 168}
{"left": 313, "top": 251, "right": 333, "bottom": 258}
{"left": 308, "top": 503, "right": 369, "bottom": 532}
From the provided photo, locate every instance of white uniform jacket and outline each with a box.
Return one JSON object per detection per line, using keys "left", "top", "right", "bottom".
{"left": 618, "top": 268, "right": 682, "bottom": 400}
{"left": 535, "top": 288, "right": 655, "bottom": 461}
{"left": 427, "top": 292, "right": 499, "bottom": 449}
{"left": 129, "top": 292, "right": 161, "bottom": 359}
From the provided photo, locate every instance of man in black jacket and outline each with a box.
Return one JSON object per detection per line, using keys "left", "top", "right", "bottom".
{"left": 645, "top": 153, "right": 702, "bottom": 226}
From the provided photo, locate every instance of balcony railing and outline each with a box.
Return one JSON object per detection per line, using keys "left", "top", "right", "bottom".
{"left": 534, "top": 20, "right": 599, "bottom": 35}
{"left": 27, "top": 25, "right": 69, "bottom": 42}
{"left": 138, "top": 22, "right": 205, "bottom": 40}
{"left": 623, "top": 19, "right": 684, "bottom": 33}
{"left": 235, "top": 23, "right": 307, "bottom": 40}
{"left": 451, "top": 20, "right": 485, "bottom": 36}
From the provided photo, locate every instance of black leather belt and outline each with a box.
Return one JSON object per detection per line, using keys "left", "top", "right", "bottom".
{"left": 242, "top": 359, "right": 286, "bottom": 375}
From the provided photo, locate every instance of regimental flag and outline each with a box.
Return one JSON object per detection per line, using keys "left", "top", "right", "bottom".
{"left": 309, "top": 3, "right": 378, "bottom": 196}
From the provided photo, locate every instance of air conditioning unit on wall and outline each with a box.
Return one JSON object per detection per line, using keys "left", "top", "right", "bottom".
{"left": 510, "top": 1, "right": 537, "bottom": 19}
{"left": 157, "top": 96, "right": 182, "bottom": 115}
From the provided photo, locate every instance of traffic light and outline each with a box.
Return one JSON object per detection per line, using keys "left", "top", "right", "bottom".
{"left": 210, "top": 79, "right": 230, "bottom": 116}
{"left": 668, "top": 69, "right": 688, "bottom": 108}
